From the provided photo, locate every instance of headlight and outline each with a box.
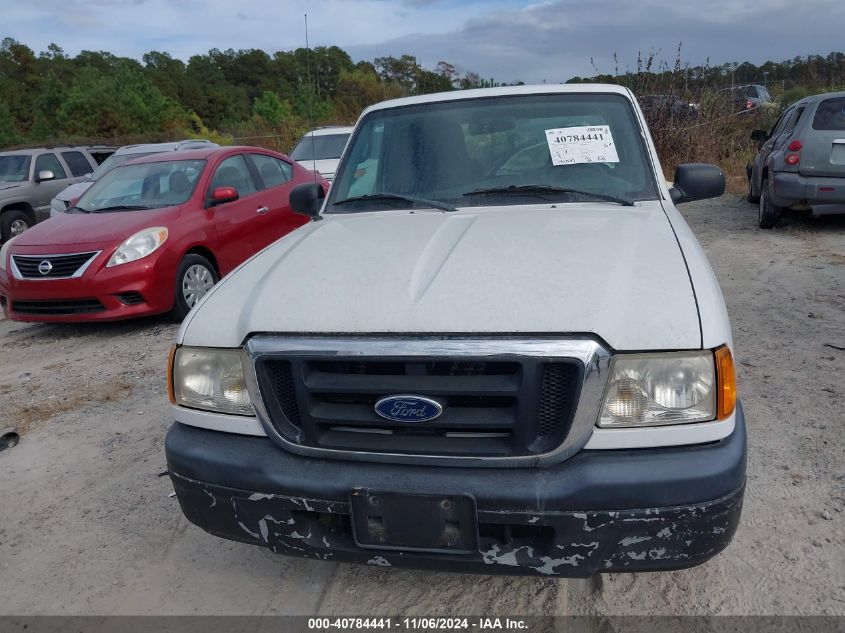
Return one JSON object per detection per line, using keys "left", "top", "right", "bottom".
{"left": 170, "top": 347, "right": 253, "bottom": 416}
{"left": 599, "top": 351, "right": 717, "bottom": 427}
{"left": 0, "top": 237, "right": 16, "bottom": 272}
{"left": 107, "top": 227, "right": 168, "bottom": 267}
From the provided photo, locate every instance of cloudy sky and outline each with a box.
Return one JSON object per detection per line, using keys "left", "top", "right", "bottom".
{"left": 5, "top": 0, "right": 844, "bottom": 83}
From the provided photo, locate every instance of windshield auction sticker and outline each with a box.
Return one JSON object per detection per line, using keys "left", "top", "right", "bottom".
{"left": 545, "top": 125, "right": 619, "bottom": 165}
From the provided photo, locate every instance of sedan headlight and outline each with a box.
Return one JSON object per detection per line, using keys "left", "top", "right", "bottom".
{"left": 107, "top": 227, "right": 168, "bottom": 267}
{"left": 0, "top": 236, "right": 16, "bottom": 272}
{"left": 599, "top": 351, "right": 720, "bottom": 427}
{"left": 170, "top": 347, "right": 253, "bottom": 416}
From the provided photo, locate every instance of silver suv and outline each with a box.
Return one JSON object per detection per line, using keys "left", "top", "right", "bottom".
{"left": 50, "top": 139, "right": 217, "bottom": 217}
{"left": 0, "top": 146, "right": 114, "bottom": 241}
{"left": 747, "top": 90, "right": 845, "bottom": 228}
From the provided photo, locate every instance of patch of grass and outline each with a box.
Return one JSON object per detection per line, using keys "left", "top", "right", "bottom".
{"left": 15, "top": 377, "right": 132, "bottom": 435}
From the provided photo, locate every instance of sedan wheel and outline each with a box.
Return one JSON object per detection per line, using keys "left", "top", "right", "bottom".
{"left": 182, "top": 264, "right": 215, "bottom": 308}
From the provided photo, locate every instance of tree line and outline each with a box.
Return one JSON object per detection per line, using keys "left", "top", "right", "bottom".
{"left": 0, "top": 38, "right": 502, "bottom": 150}
{"left": 1, "top": 36, "right": 843, "bottom": 150}
{"left": 568, "top": 49, "right": 845, "bottom": 103}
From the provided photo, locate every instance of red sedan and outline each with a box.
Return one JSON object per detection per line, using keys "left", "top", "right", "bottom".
{"left": 0, "top": 146, "right": 323, "bottom": 322}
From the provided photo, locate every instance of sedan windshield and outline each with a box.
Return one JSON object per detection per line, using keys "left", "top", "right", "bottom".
{"left": 76, "top": 159, "right": 206, "bottom": 213}
{"left": 290, "top": 133, "right": 351, "bottom": 161}
{"left": 327, "top": 93, "right": 658, "bottom": 213}
{"left": 0, "top": 155, "right": 31, "bottom": 182}
{"left": 88, "top": 151, "right": 158, "bottom": 181}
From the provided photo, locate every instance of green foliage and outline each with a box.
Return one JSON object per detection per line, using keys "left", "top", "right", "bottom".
{"left": 0, "top": 99, "right": 19, "bottom": 146}
{"left": 333, "top": 69, "right": 403, "bottom": 122}
{"left": 252, "top": 91, "right": 293, "bottom": 127}
{"left": 0, "top": 38, "right": 41, "bottom": 132}
{"left": 0, "top": 39, "right": 503, "bottom": 149}
{"left": 52, "top": 62, "right": 188, "bottom": 138}
{"left": 8, "top": 38, "right": 842, "bottom": 154}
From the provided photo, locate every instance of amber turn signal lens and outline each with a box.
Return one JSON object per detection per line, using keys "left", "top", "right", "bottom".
{"left": 167, "top": 345, "right": 177, "bottom": 404}
{"left": 715, "top": 346, "right": 736, "bottom": 420}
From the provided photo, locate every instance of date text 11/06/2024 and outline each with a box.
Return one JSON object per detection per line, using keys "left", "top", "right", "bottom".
{"left": 307, "top": 617, "right": 529, "bottom": 630}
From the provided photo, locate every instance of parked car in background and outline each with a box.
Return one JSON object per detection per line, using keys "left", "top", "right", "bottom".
{"left": 51, "top": 140, "right": 217, "bottom": 217}
{"left": 0, "top": 146, "right": 325, "bottom": 322}
{"left": 719, "top": 84, "right": 773, "bottom": 113}
{"left": 638, "top": 94, "right": 699, "bottom": 124}
{"left": 747, "top": 90, "right": 845, "bottom": 228}
{"left": 165, "top": 85, "right": 743, "bottom": 578}
{"left": 0, "top": 146, "right": 115, "bottom": 241}
{"left": 289, "top": 126, "right": 354, "bottom": 182}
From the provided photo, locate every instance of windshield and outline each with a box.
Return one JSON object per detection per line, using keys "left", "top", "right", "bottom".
{"left": 0, "top": 155, "right": 31, "bottom": 182}
{"left": 89, "top": 151, "right": 158, "bottom": 181}
{"left": 326, "top": 93, "right": 658, "bottom": 213}
{"left": 290, "top": 133, "right": 351, "bottom": 161}
{"left": 76, "top": 159, "right": 206, "bottom": 212}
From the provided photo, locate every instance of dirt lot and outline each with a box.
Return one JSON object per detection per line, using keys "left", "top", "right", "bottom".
{"left": 0, "top": 195, "right": 843, "bottom": 616}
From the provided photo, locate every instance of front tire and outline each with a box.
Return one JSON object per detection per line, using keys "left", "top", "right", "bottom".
{"left": 171, "top": 254, "right": 218, "bottom": 321}
{"left": 1, "top": 210, "right": 32, "bottom": 242}
{"left": 758, "top": 179, "right": 781, "bottom": 229}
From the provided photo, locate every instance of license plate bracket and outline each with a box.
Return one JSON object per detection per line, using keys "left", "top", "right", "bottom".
{"left": 350, "top": 489, "right": 478, "bottom": 554}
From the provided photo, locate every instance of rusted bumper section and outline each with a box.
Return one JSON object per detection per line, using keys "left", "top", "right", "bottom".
{"left": 166, "top": 404, "right": 746, "bottom": 577}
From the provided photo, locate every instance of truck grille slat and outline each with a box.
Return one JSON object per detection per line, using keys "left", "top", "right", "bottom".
{"left": 254, "top": 352, "right": 582, "bottom": 459}
{"left": 310, "top": 402, "right": 516, "bottom": 428}
{"left": 304, "top": 370, "right": 521, "bottom": 395}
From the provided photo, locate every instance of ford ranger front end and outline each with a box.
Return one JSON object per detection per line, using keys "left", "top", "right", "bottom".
{"left": 165, "top": 84, "right": 744, "bottom": 576}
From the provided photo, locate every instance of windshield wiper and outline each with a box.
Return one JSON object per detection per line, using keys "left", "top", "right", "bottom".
{"left": 92, "top": 205, "right": 151, "bottom": 213}
{"left": 333, "top": 193, "right": 456, "bottom": 213}
{"left": 463, "top": 185, "right": 634, "bottom": 206}
{"left": 67, "top": 205, "right": 90, "bottom": 214}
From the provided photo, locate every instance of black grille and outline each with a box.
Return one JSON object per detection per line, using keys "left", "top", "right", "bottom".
{"left": 265, "top": 360, "right": 301, "bottom": 425}
{"left": 537, "top": 364, "right": 578, "bottom": 438}
{"left": 12, "top": 252, "right": 97, "bottom": 279}
{"left": 255, "top": 355, "right": 582, "bottom": 458}
{"left": 115, "top": 291, "right": 145, "bottom": 305}
{"left": 12, "top": 298, "right": 105, "bottom": 315}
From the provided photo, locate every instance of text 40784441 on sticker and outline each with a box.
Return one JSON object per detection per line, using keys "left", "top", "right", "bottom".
{"left": 545, "top": 125, "right": 620, "bottom": 166}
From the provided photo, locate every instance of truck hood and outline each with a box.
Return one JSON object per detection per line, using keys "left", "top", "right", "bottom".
{"left": 55, "top": 180, "right": 93, "bottom": 202}
{"left": 180, "top": 201, "right": 701, "bottom": 351}
{"left": 0, "top": 181, "right": 23, "bottom": 191}
{"left": 295, "top": 158, "right": 340, "bottom": 178}
{"left": 12, "top": 206, "right": 179, "bottom": 247}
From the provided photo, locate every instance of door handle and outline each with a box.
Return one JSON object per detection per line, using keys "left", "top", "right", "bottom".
{"left": 256, "top": 206, "right": 269, "bottom": 214}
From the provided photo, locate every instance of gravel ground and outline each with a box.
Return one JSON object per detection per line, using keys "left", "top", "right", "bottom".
{"left": 0, "top": 195, "right": 843, "bottom": 616}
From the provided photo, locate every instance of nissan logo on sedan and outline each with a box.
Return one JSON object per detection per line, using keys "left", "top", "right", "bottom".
{"left": 374, "top": 395, "right": 443, "bottom": 423}
{"left": 37, "top": 260, "right": 52, "bottom": 275}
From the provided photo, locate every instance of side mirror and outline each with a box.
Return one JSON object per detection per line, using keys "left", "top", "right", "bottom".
{"left": 210, "top": 186, "right": 239, "bottom": 206}
{"left": 750, "top": 129, "right": 768, "bottom": 142}
{"left": 290, "top": 182, "right": 326, "bottom": 218}
{"left": 36, "top": 170, "right": 55, "bottom": 182}
{"left": 669, "top": 163, "right": 725, "bottom": 205}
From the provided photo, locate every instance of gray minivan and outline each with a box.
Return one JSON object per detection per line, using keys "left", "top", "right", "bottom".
{"left": 747, "top": 90, "right": 845, "bottom": 228}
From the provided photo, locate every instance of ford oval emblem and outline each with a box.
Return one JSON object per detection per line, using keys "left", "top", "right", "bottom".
{"left": 374, "top": 395, "right": 443, "bottom": 423}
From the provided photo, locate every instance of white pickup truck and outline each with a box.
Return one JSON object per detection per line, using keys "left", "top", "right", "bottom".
{"left": 165, "top": 84, "right": 745, "bottom": 576}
